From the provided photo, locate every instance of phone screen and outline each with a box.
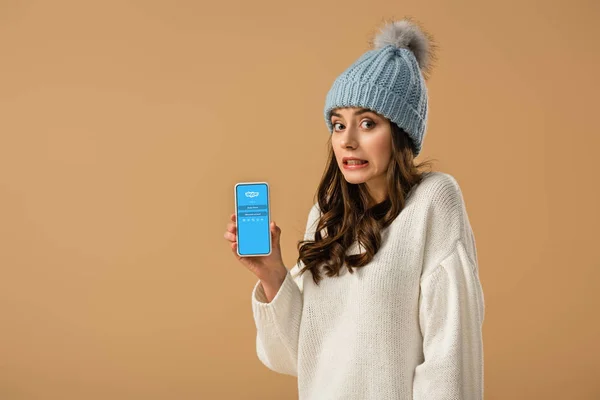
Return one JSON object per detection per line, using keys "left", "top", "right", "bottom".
{"left": 234, "top": 182, "right": 271, "bottom": 257}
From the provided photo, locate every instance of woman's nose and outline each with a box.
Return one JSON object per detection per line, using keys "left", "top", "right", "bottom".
{"left": 341, "top": 128, "right": 358, "bottom": 148}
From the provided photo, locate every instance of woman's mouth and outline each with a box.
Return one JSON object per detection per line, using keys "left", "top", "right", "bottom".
{"left": 343, "top": 160, "right": 369, "bottom": 169}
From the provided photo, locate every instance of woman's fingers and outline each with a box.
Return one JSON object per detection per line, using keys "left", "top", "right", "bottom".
{"left": 224, "top": 214, "right": 237, "bottom": 242}
{"left": 231, "top": 242, "right": 242, "bottom": 260}
{"left": 226, "top": 222, "right": 237, "bottom": 233}
{"left": 224, "top": 231, "right": 237, "bottom": 241}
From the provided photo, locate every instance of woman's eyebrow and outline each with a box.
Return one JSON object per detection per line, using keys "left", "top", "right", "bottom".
{"left": 331, "top": 108, "right": 374, "bottom": 118}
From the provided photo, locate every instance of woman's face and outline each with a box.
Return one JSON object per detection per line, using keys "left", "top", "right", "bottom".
{"left": 330, "top": 107, "right": 393, "bottom": 201}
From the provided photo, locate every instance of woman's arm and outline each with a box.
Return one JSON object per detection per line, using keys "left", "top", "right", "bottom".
{"left": 413, "top": 238, "right": 485, "bottom": 400}
{"left": 250, "top": 203, "right": 321, "bottom": 376}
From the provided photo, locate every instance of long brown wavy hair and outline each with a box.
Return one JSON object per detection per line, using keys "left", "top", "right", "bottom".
{"left": 295, "top": 121, "right": 436, "bottom": 286}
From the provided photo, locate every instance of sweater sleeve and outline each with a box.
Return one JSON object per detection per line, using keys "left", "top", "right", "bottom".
{"left": 413, "top": 238, "right": 485, "bottom": 400}
{"left": 250, "top": 203, "right": 321, "bottom": 376}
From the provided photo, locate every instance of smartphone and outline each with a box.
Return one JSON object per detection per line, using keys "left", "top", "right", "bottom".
{"left": 234, "top": 181, "right": 271, "bottom": 257}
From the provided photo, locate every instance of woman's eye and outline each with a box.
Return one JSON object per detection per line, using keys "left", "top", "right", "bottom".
{"left": 332, "top": 120, "right": 374, "bottom": 131}
{"left": 362, "top": 120, "right": 375, "bottom": 129}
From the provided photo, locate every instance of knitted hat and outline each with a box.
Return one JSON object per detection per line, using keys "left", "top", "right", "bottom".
{"left": 324, "top": 18, "right": 437, "bottom": 157}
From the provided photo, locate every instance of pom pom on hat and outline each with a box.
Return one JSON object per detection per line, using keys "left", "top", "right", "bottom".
{"left": 370, "top": 17, "right": 437, "bottom": 79}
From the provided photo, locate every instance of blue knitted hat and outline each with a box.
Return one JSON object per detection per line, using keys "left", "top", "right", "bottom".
{"left": 324, "top": 19, "right": 436, "bottom": 157}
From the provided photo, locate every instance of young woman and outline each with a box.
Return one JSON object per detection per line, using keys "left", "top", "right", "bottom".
{"left": 224, "top": 18, "right": 485, "bottom": 400}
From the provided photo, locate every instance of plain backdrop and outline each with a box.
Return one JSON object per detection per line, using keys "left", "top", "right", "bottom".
{"left": 1, "top": 0, "right": 599, "bottom": 399}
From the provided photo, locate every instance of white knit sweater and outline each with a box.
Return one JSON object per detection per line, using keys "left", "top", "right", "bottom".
{"left": 251, "top": 171, "right": 485, "bottom": 399}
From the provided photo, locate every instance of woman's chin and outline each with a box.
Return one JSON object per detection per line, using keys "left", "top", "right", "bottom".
{"left": 342, "top": 174, "right": 368, "bottom": 184}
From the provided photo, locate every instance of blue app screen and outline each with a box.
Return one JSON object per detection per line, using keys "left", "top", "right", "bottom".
{"left": 236, "top": 183, "right": 270, "bottom": 256}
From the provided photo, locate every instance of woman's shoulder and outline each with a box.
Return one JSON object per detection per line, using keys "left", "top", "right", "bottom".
{"left": 411, "top": 171, "right": 466, "bottom": 205}
{"left": 412, "top": 171, "right": 479, "bottom": 278}
{"left": 413, "top": 171, "right": 471, "bottom": 242}
{"left": 410, "top": 170, "right": 471, "bottom": 234}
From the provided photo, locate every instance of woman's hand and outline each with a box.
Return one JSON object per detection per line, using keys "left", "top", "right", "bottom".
{"left": 223, "top": 213, "right": 288, "bottom": 287}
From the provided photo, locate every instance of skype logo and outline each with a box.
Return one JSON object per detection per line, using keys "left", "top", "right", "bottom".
{"left": 245, "top": 191, "right": 259, "bottom": 198}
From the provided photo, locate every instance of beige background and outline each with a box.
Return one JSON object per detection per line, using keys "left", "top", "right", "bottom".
{"left": 1, "top": 0, "right": 599, "bottom": 399}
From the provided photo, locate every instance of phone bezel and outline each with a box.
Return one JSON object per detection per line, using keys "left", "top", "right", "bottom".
{"left": 234, "top": 181, "right": 272, "bottom": 257}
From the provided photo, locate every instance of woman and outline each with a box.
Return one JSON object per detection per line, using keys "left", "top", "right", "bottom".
{"left": 224, "top": 18, "right": 485, "bottom": 400}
